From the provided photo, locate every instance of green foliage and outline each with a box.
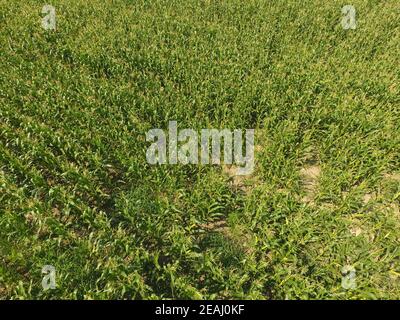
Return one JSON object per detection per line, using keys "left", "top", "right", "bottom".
{"left": 0, "top": 0, "right": 399, "bottom": 299}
